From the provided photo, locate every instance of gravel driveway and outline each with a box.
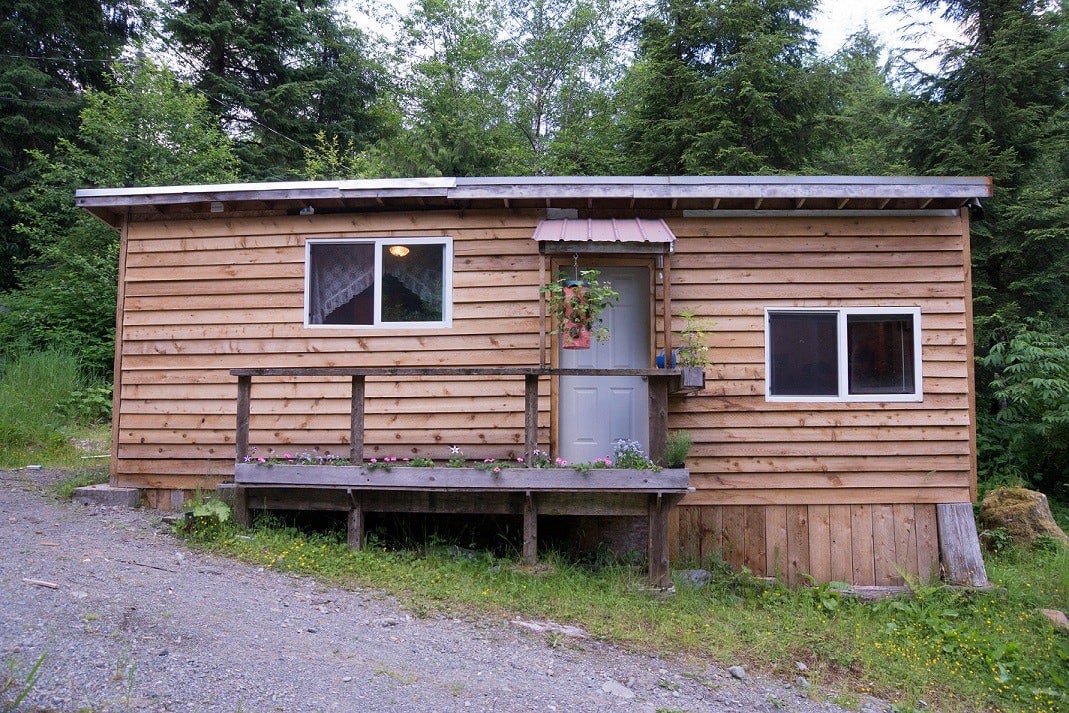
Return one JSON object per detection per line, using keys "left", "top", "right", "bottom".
{"left": 0, "top": 468, "right": 881, "bottom": 712}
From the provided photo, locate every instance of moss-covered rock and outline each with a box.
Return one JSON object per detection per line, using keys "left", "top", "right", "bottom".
{"left": 978, "top": 488, "right": 1069, "bottom": 549}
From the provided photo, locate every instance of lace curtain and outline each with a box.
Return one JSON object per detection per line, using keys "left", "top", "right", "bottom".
{"left": 308, "top": 242, "right": 444, "bottom": 324}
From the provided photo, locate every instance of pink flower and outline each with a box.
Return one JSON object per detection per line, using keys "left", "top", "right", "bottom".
{"left": 494, "top": 467, "right": 501, "bottom": 473}
{"left": 370, "top": 458, "right": 377, "bottom": 463}
{"left": 257, "top": 457, "right": 265, "bottom": 463}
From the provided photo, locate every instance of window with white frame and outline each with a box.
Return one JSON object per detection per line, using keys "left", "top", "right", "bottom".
{"left": 765, "top": 308, "right": 922, "bottom": 401}
{"left": 305, "top": 238, "right": 452, "bottom": 328}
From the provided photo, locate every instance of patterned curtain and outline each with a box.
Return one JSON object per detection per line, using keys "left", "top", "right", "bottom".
{"left": 308, "top": 243, "right": 374, "bottom": 324}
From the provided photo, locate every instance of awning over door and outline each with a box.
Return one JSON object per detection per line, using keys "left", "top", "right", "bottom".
{"left": 533, "top": 218, "right": 676, "bottom": 254}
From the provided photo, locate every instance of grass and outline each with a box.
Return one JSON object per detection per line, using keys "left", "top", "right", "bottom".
{"left": 179, "top": 508, "right": 1069, "bottom": 713}
{"left": 0, "top": 349, "right": 112, "bottom": 468}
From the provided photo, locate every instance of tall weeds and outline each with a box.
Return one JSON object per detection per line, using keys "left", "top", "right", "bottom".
{"left": 0, "top": 349, "right": 109, "bottom": 465}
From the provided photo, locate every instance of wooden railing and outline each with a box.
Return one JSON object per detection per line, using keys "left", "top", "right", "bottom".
{"left": 229, "top": 366, "right": 685, "bottom": 466}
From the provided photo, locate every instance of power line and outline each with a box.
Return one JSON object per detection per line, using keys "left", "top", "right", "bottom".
{"left": 0, "top": 53, "right": 128, "bottom": 64}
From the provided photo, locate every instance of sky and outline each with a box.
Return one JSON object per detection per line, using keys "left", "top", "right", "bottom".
{"left": 350, "top": 0, "right": 966, "bottom": 61}
{"left": 815, "top": 0, "right": 964, "bottom": 57}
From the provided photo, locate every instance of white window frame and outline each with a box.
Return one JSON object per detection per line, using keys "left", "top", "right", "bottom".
{"left": 304, "top": 237, "right": 453, "bottom": 329}
{"left": 764, "top": 307, "right": 923, "bottom": 403}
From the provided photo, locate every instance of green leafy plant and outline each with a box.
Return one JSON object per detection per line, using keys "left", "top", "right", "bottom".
{"left": 664, "top": 430, "right": 692, "bottom": 468}
{"left": 676, "top": 308, "right": 713, "bottom": 367}
{"left": 540, "top": 269, "right": 620, "bottom": 344}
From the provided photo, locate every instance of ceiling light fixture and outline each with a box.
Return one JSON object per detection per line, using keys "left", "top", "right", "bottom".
{"left": 388, "top": 245, "right": 410, "bottom": 257}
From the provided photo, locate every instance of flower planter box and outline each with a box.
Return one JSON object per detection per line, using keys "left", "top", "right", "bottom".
{"left": 235, "top": 463, "right": 689, "bottom": 492}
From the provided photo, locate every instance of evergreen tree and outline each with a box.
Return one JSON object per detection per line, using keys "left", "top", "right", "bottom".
{"left": 0, "top": 61, "right": 238, "bottom": 374}
{"left": 902, "top": 0, "right": 1069, "bottom": 335}
{"left": 160, "top": 0, "right": 385, "bottom": 179}
{"left": 617, "top": 0, "right": 825, "bottom": 174}
{"left": 0, "top": 0, "right": 140, "bottom": 289}
{"left": 805, "top": 29, "right": 911, "bottom": 175}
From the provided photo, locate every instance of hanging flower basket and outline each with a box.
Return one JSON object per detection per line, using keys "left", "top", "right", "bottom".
{"left": 541, "top": 269, "right": 620, "bottom": 350}
{"left": 562, "top": 281, "right": 593, "bottom": 349}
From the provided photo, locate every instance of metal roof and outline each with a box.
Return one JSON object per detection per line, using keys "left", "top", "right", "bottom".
{"left": 532, "top": 218, "right": 675, "bottom": 244}
{"left": 75, "top": 175, "right": 993, "bottom": 227}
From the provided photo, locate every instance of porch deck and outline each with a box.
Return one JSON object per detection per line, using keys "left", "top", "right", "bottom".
{"left": 230, "top": 367, "right": 693, "bottom": 587}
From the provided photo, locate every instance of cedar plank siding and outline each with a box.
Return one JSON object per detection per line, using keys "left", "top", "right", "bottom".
{"left": 664, "top": 213, "right": 971, "bottom": 582}
{"left": 103, "top": 189, "right": 977, "bottom": 585}
{"left": 115, "top": 210, "right": 549, "bottom": 490}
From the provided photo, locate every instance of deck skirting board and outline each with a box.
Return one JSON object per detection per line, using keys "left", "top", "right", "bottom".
{"left": 673, "top": 503, "right": 949, "bottom": 586}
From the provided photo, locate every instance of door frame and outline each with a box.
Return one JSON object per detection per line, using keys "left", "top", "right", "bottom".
{"left": 548, "top": 254, "right": 661, "bottom": 459}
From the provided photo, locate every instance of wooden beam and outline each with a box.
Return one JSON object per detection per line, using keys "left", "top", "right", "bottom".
{"left": 524, "top": 374, "right": 539, "bottom": 465}
{"left": 523, "top": 492, "right": 537, "bottom": 564}
{"left": 234, "top": 485, "right": 250, "bottom": 527}
{"left": 350, "top": 375, "right": 365, "bottom": 462}
{"left": 648, "top": 376, "right": 669, "bottom": 466}
{"left": 347, "top": 502, "right": 364, "bottom": 549}
{"left": 236, "top": 375, "right": 251, "bottom": 462}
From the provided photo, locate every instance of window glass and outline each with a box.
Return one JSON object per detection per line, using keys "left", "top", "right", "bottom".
{"left": 847, "top": 315, "right": 915, "bottom": 394}
{"left": 306, "top": 239, "right": 450, "bottom": 327}
{"left": 768, "top": 312, "right": 838, "bottom": 396}
{"left": 381, "top": 243, "right": 444, "bottom": 323}
{"left": 766, "top": 308, "right": 921, "bottom": 401}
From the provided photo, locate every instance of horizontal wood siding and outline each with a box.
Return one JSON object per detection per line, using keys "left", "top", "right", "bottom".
{"left": 114, "top": 210, "right": 548, "bottom": 487}
{"left": 663, "top": 214, "right": 973, "bottom": 509}
{"left": 672, "top": 503, "right": 941, "bottom": 584}
{"left": 114, "top": 209, "right": 975, "bottom": 582}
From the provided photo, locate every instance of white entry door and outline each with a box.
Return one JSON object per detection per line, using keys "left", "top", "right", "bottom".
{"left": 558, "top": 266, "right": 650, "bottom": 464}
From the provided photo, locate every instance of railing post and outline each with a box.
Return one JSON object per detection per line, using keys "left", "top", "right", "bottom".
{"left": 351, "top": 375, "right": 365, "bottom": 463}
{"left": 648, "top": 374, "right": 669, "bottom": 466}
{"left": 236, "top": 374, "right": 251, "bottom": 463}
{"left": 524, "top": 373, "right": 539, "bottom": 466}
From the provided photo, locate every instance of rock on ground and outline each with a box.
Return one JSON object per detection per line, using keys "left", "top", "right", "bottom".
{"left": 978, "top": 487, "right": 1069, "bottom": 548}
{"left": 0, "top": 469, "right": 883, "bottom": 713}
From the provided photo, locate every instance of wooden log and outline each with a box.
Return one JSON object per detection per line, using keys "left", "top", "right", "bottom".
{"left": 936, "top": 502, "right": 988, "bottom": 587}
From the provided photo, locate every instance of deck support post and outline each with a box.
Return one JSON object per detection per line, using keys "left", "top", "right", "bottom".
{"left": 234, "top": 485, "right": 250, "bottom": 528}
{"left": 648, "top": 492, "right": 676, "bottom": 588}
{"left": 235, "top": 375, "right": 251, "bottom": 463}
{"left": 347, "top": 490, "right": 364, "bottom": 550}
{"left": 524, "top": 374, "right": 539, "bottom": 466}
{"left": 350, "top": 376, "right": 365, "bottom": 463}
{"left": 522, "top": 492, "right": 538, "bottom": 565}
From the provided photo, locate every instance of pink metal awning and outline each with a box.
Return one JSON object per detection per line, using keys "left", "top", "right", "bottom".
{"left": 533, "top": 218, "right": 676, "bottom": 246}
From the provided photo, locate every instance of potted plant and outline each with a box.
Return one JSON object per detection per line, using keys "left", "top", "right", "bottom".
{"left": 541, "top": 269, "right": 620, "bottom": 349}
{"left": 676, "top": 308, "right": 712, "bottom": 389}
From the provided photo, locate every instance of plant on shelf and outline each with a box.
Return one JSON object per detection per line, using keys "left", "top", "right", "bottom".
{"left": 540, "top": 268, "right": 620, "bottom": 349}
{"left": 676, "top": 308, "right": 713, "bottom": 367}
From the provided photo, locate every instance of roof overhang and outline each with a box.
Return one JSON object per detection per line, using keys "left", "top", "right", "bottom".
{"left": 75, "top": 175, "right": 994, "bottom": 227}
{"left": 534, "top": 218, "right": 675, "bottom": 254}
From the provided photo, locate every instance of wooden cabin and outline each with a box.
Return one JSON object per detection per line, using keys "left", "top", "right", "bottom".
{"left": 77, "top": 176, "right": 992, "bottom": 587}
